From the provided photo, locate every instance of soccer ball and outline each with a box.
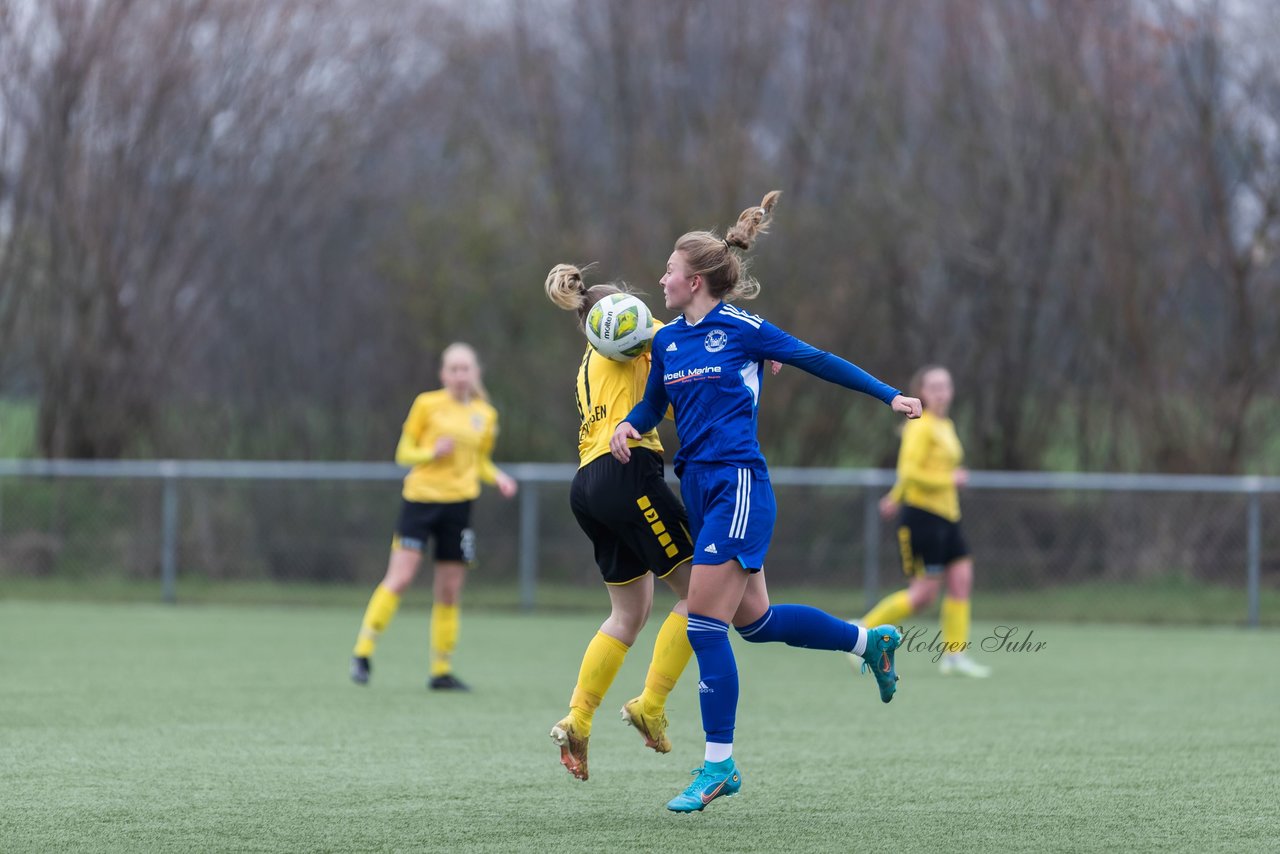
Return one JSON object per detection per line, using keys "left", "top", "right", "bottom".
{"left": 585, "top": 293, "right": 656, "bottom": 361}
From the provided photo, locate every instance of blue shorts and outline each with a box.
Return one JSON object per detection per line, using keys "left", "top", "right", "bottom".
{"left": 680, "top": 465, "right": 776, "bottom": 571}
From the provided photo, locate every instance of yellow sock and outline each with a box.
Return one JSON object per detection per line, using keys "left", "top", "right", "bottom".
{"left": 862, "top": 589, "right": 913, "bottom": 628}
{"left": 353, "top": 584, "right": 401, "bottom": 657}
{"left": 638, "top": 612, "right": 692, "bottom": 716}
{"left": 430, "top": 602, "right": 461, "bottom": 677}
{"left": 569, "top": 631, "right": 630, "bottom": 735}
{"left": 941, "top": 596, "right": 970, "bottom": 652}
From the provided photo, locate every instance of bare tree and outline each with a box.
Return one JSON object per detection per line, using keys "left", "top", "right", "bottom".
{"left": 1, "top": 0, "right": 1276, "bottom": 475}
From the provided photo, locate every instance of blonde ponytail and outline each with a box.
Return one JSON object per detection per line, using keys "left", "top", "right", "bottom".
{"left": 674, "top": 190, "right": 781, "bottom": 301}
{"left": 724, "top": 190, "right": 781, "bottom": 251}
{"left": 544, "top": 262, "right": 628, "bottom": 329}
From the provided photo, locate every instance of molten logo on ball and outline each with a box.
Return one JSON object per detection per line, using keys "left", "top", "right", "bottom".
{"left": 585, "top": 293, "right": 656, "bottom": 361}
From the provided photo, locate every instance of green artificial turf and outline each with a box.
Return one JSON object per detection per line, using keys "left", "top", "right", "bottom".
{"left": 1, "top": 600, "right": 1277, "bottom": 852}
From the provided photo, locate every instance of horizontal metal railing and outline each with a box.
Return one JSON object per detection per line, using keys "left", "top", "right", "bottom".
{"left": 0, "top": 459, "right": 1274, "bottom": 624}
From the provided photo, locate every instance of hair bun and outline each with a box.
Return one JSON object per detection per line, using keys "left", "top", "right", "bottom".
{"left": 545, "top": 263, "right": 589, "bottom": 311}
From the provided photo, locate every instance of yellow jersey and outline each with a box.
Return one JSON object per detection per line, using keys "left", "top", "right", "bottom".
{"left": 888, "top": 410, "right": 963, "bottom": 522}
{"left": 575, "top": 343, "right": 663, "bottom": 467}
{"left": 395, "top": 389, "right": 500, "bottom": 503}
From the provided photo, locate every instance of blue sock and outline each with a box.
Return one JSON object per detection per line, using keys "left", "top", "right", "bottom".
{"left": 736, "top": 604, "right": 861, "bottom": 652}
{"left": 686, "top": 613, "right": 738, "bottom": 745}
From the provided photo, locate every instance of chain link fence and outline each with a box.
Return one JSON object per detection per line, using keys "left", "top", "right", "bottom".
{"left": 0, "top": 461, "right": 1276, "bottom": 625}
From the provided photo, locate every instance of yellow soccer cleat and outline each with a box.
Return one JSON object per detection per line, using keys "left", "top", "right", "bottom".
{"left": 549, "top": 716, "right": 590, "bottom": 781}
{"left": 620, "top": 697, "right": 672, "bottom": 754}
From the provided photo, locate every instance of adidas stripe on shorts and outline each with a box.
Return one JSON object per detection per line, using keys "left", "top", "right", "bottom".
{"left": 680, "top": 464, "right": 776, "bottom": 572}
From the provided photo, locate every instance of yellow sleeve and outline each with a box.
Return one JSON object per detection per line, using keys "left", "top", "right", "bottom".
{"left": 394, "top": 397, "right": 435, "bottom": 466}
{"left": 895, "top": 421, "right": 953, "bottom": 490}
{"left": 477, "top": 411, "right": 500, "bottom": 485}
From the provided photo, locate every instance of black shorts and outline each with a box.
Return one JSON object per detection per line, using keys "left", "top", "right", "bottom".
{"left": 393, "top": 499, "right": 475, "bottom": 563}
{"left": 897, "top": 505, "right": 969, "bottom": 577}
{"left": 570, "top": 448, "right": 694, "bottom": 585}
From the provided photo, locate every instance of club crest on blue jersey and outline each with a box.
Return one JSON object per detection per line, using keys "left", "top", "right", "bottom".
{"left": 704, "top": 329, "right": 728, "bottom": 352}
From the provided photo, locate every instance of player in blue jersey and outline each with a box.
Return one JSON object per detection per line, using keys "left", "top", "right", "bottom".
{"left": 609, "top": 191, "right": 922, "bottom": 813}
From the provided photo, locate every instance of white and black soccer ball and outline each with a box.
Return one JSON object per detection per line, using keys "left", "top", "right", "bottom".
{"left": 585, "top": 293, "right": 656, "bottom": 361}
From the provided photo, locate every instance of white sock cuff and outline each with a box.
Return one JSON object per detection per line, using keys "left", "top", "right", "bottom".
{"left": 704, "top": 741, "right": 733, "bottom": 764}
{"left": 851, "top": 624, "right": 868, "bottom": 657}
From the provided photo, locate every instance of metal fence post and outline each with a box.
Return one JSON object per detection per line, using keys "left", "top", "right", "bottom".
{"left": 1246, "top": 488, "right": 1261, "bottom": 628}
{"left": 863, "top": 485, "right": 880, "bottom": 612}
{"left": 160, "top": 465, "right": 179, "bottom": 604}
{"left": 519, "top": 481, "right": 539, "bottom": 612}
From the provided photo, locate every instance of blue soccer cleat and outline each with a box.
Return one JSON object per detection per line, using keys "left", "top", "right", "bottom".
{"left": 666, "top": 759, "right": 742, "bottom": 813}
{"left": 859, "top": 625, "right": 903, "bottom": 703}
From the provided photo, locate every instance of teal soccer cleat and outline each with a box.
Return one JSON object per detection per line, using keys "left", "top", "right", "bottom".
{"left": 666, "top": 759, "right": 742, "bottom": 813}
{"left": 859, "top": 625, "right": 903, "bottom": 703}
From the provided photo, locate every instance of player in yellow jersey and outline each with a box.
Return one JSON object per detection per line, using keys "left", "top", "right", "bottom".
{"left": 349, "top": 342, "right": 518, "bottom": 690}
{"left": 860, "top": 365, "right": 991, "bottom": 677}
{"left": 542, "top": 263, "right": 697, "bottom": 781}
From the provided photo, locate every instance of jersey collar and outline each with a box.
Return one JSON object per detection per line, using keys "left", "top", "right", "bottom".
{"left": 682, "top": 301, "right": 725, "bottom": 328}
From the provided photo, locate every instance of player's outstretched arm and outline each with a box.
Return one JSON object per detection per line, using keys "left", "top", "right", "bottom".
{"left": 754, "top": 320, "right": 907, "bottom": 407}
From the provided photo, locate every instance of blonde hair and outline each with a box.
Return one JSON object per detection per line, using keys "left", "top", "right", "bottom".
{"left": 674, "top": 190, "right": 781, "bottom": 301}
{"left": 909, "top": 364, "right": 950, "bottom": 408}
{"left": 441, "top": 341, "right": 489, "bottom": 402}
{"left": 544, "top": 262, "right": 628, "bottom": 329}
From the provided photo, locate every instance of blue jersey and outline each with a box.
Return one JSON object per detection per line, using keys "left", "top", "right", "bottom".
{"left": 623, "top": 302, "right": 901, "bottom": 477}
